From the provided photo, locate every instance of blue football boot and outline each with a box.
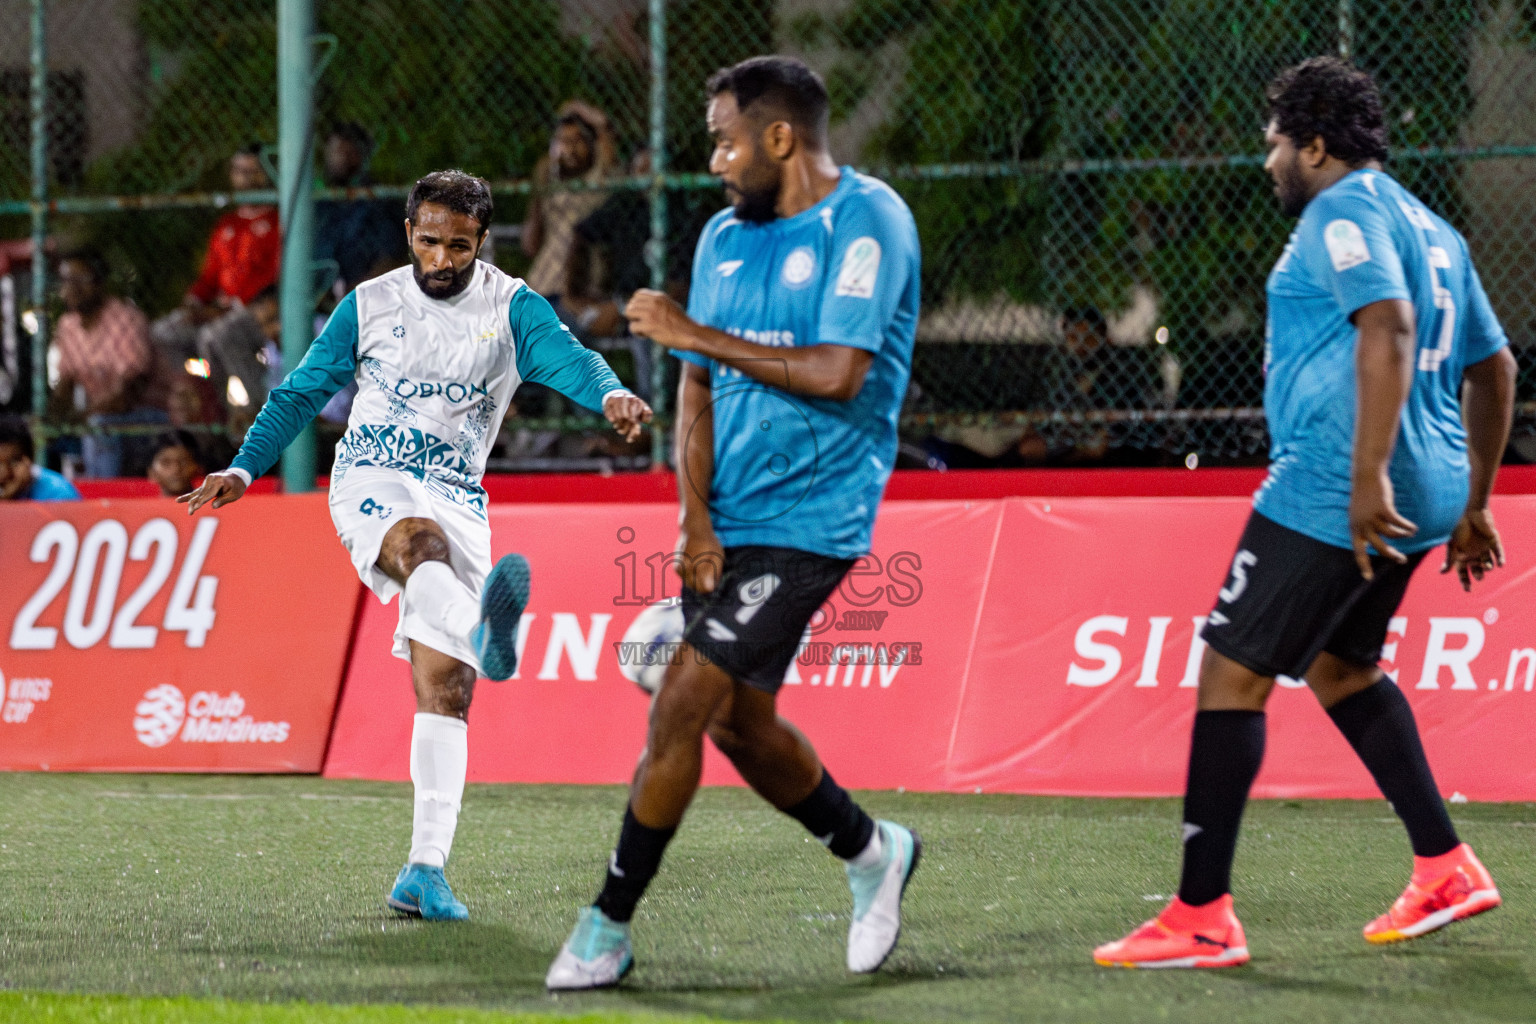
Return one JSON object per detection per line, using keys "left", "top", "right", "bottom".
{"left": 472, "top": 553, "right": 531, "bottom": 681}
{"left": 387, "top": 862, "right": 469, "bottom": 921}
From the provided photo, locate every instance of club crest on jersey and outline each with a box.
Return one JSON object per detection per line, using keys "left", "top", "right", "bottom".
{"left": 392, "top": 325, "right": 405, "bottom": 338}
{"left": 781, "top": 247, "right": 816, "bottom": 289}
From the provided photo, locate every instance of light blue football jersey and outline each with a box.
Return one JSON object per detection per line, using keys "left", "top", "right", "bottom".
{"left": 679, "top": 169, "right": 920, "bottom": 558}
{"left": 1255, "top": 169, "right": 1509, "bottom": 553}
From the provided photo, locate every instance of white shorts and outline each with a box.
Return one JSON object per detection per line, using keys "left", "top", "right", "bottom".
{"left": 328, "top": 466, "right": 490, "bottom": 671}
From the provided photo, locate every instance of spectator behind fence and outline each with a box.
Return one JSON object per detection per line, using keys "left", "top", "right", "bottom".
{"left": 1017, "top": 306, "right": 1178, "bottom": 465}
{"left": 0, "top": 415, "right": 79, "bottom": 501}
{"left": 152, "top": 143, "right": 281, "bottom": 368}
{"left": 146, "top": 429, "right": 205, "bottom": 498}
{"left": 521, "top": 100, "right": 617, "bottom": 315}
{"left": 52, "top": 248, "right": 169, "bottom": 477}
{"left": 562, "top": 148, "right": 716, "bottom": 338}
{"left": 198, "top": 283, "right": 280, "bottom": 420}
{"left": 314, "top": 122, "right": 403, "bottom": 298}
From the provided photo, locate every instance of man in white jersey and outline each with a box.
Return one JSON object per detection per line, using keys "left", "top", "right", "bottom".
{"left": 181, "top": 170, "right": 652, "bottom": 920}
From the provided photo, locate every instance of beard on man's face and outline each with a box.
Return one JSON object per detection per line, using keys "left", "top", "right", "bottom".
{"left": 724, "top": 154, "right": 782, "bottom": 223}
{"left": 1272, "top": 151, "right": 1311, "bottom": 218}
{"left": 411, "top": 251, "right": 477, "bottom": 299}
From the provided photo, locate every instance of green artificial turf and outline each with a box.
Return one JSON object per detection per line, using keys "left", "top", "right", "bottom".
{"left": 0, "top": 774, "right": 1532, "bottom": 1023}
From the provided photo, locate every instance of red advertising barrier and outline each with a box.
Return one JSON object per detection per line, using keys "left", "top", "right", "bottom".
{"left": 1, "top": 496, "right": 360, "bottom": 772}
{"left": 324, "top": 496, "right": 1536, "bottom": 800}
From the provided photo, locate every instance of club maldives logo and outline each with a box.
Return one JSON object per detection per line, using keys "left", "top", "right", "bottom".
{"left": 132, "top": 684, "right": 291, "bottom": 748}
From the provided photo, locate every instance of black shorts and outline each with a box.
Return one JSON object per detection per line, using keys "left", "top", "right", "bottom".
{"left": 1199, "top": 512, "right": 1426, "bottom": 680}
{"left": 681, "top": 545, "right": 854, "bottom": 693}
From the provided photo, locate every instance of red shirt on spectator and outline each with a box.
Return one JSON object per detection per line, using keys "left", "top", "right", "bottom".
{"left": 188, "top": 207, "right": 281, "bottom": 305}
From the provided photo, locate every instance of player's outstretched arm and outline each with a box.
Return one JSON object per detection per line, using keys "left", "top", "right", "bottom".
{"left": 1349, "top": 298, "right": 1419, "bottom": 579}
{"left": 1443, "top": 346, "right": 1517, "bottom": 590}
{"left": 628, "top": 289, "right": 872, "bottom": 401}
{"left": 177, "top": 470, "right": 248, "bottom": 515}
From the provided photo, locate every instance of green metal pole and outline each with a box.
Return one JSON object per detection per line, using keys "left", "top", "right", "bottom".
{"left": 1338, "top": 0, "right": 1354, "bottom": 59}
{"left": 29, "top": 0, "right": 47, "bottom": 446}
{"left": 647, "top": 0, "right": 668, "bottom": 468}
{"left": 278, "top": 0, "right": 315, "bottom": 492}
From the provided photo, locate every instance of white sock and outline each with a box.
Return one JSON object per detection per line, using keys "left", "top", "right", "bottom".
{"left": 404, "top": 560, "right": 480, "bottom": 642}
{"left": 847, "top": 825, "right": 884, "bottom": 869}
{"left": 408, "top": 712, "right": 468, "bottom": 868}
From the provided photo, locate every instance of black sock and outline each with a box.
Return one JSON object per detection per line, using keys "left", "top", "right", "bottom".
{"left": 593, "top": 805, "right": 676, "bottom": 923}
{"left": 1327, "top": 679, "right": 1459, "bottom": 857}
{"left": 1178, "top": 710, "right": 1266, "bottom": 907}
{"left": 782, "top": 769, "right": 876, "bottom": 860}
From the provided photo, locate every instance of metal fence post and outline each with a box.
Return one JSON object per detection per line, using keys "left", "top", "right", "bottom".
{"left": 278, "top": 0, "right": 315, "bottom": 492}
{"left": 29, "top": 0, "right": 48, "bottom": 447}
{"left": 647, "top": 0, "right": 669, "bottom": 469}
{"left": 1338, "top": 0, "right": 1355, "bottom": 59}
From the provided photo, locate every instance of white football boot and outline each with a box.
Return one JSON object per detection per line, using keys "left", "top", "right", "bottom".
{"left": 845, "top": 820, "right": 922, "bottom": 972}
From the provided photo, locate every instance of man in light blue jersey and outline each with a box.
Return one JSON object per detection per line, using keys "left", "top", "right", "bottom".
{"left": 548, "top": 56, "right": 922, "bottom": 989}
{"left": 181, "top": 170, "right": 651, "bottom": 922}
{"left": 1097, "top": 58, "right": 1516, "bottom": 970}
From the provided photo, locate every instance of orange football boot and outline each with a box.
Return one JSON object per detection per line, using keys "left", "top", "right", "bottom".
{"left": 1364, "top": 843, "right": 1501, "bottom": 944}
{"left": 1094, "top": 894, "right": 1250, "bottom": 969}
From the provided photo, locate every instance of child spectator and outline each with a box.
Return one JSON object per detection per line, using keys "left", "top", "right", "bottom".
{"left": 146, "top": 429, "right": 205, "bottom": 498}
{"left": 0, "top": 415, "right": 79, "bottom": 501}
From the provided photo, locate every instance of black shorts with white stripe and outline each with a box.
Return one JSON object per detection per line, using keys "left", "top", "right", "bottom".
{"left": 681, "top": 545, "right": 855, "bottom": 693}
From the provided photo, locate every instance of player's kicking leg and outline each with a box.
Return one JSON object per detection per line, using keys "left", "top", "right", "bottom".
{"left": 546, "top": 547, "right": 918, "bottom": 989}
{"left": 371, "top": 515, "right": 530, "bottom": 921}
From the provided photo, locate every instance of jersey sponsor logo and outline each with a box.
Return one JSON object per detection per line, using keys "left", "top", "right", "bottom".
{"left": 391, "top": 377, "right": 492, "bottom": 404}
{"left": 834, "top": 237, "right": 882, "bottom": 299}
{"left": 781, "top": 246, "right": 817, "bottom": 289}
{"left": 734, "top": 573, "right": 781, "bottom": 625}
{"left": 1324, "top": 219, "right": 1371, "bottom": 272}
{"left": 716, "top": 259, "right": 744, "bottom": 277}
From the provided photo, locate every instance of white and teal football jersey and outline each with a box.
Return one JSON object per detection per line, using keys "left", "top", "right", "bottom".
{"left": 679, "top": 169, "right": 921, "bottom": 558}
{"left": 231, "top": 261, "right": 625, "bottom": 514}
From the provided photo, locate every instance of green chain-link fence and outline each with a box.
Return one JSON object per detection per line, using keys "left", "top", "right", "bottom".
{"left": 4, "top": 0, "right": 1534, "bottom": 476}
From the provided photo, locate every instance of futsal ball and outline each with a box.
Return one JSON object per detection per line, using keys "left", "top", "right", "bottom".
{"left": 617, "top": 599, "right": 685, "bottom": 696}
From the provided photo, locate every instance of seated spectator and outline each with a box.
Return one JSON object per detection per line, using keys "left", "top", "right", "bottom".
{"left": 152, "top": 143, "right": 281, "bottom": 367}
{"left": 314, "top": 122, "right": 403, "bottom": 298}
{"left": 562, "top": 149, "right": 716, "bottom": 339}
{"left": 146, "top": 429, "right": 204, "bottom": 498}
{"left": 198, "top": 284, "right": 280, "bottom": 419}
{"left": 52, "top": 248, "right": 168, "bottom": 477}
{"left": 0, "top": 415, "right": 79, "bottom": 501}
{"left": 1017, "top": 306, "right": 1178, "bottom": 466}
{"left": 521, "top": 100, "right": 617, "bottom": 314}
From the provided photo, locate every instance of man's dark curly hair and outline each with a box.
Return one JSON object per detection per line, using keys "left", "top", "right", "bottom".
{"left": 1267, "top": 56, "right": 1388, "bottom": 165}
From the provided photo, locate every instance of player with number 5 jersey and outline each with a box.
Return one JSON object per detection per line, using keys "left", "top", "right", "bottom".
{"left": 1095, "top": 57, "right": 1516, "bottom": 970}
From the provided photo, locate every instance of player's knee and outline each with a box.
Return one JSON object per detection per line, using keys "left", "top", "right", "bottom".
{"left": 420, "top": 668, "right": 475, "bottom": 718}
{"left": 403, "top": 525, "right": 451, "bottom": 571}
{"left": 649, "top": 666, "right": 728, "bottom": 745}
{"left": 705, "top": 717, "right": 749, "bottom": 759}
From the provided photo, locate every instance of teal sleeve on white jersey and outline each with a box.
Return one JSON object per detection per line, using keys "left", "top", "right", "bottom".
{"left": 230, "top": 292, "right": 359, "bottom": 479}
{"left": 508, "top": 287, "right": 625, "bottom": 411}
